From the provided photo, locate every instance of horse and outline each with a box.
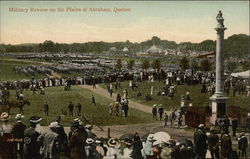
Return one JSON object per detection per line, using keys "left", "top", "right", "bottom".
{"left": 109, "top": 102, "right": 121, "bottom": 116}
{"left": 6, "top": 100, "right": 30, "bottom": 114}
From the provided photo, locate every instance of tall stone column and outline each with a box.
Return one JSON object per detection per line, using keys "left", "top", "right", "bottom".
{"left": 210, "top": 11, "right": 228, "bottom": 124}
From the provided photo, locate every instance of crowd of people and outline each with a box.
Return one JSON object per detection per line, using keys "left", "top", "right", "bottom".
{"left": 1, "top": 112, "right": 250, "bottom": 159}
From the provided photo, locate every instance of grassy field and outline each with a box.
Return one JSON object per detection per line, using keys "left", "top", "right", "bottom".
{"left": 0, "top": 59, "right": 47, "bottom": 81}
{"left": 100, "top": 81, "right": 250, "bottom": 111}
{"left": 5, "top": 86, "right": 154, "bottom": 126}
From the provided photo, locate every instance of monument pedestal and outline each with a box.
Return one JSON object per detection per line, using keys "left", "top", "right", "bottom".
{"left": 210, "top": 95, "right": 228, "bottom": 125}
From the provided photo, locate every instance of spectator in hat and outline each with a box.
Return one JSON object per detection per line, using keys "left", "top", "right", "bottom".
{"left": 169, "top": 140, "right": 180, "bottom": 159}
{"left": 12, "top": 114, "right": 26, "bottom": 159}
{"left": 23, "top": 116, "right": 42, "bottom": 159}
{"left": 207, "top": 127, "right": 220, "bottom": 159}
{"left": 237, "top": 132, "right": 248, "bottom": 159}
{"left": 85, "top": 124, "right": 97, "bottom": 139}
{"left": 38, "top": 122, "right": 61, "bottom": 159}
{"left": 95, "top": 139, "right": 105, "bottom": 158}
{"left": 131, "top": 132, "right": 143, "bottom": 159}
{"left": 55, "top": 116, "right": 69, "bottom": 157}
{"left": 85, "top": 138, "right": 99, "bottom": 159}
{"left": 123, "top": 141, "right": 133, "bottom": 158}
{"left": 193, "top": 124, "right": 207, "bottom": 159}
{"left": 106, "top": 138, "right": 120, "bottom": 158}
{"left": 152, "top": 104, "right": 157, "bottom": 120}
{"left": 143, "top": 134, "right": 155, "bottom": 158}
{"left": 220, "top": 133, "right": 233, "bottom": 159}
{"left": 69, "top": 120, "right": 87, "bottom": 159}
{"left": 0, "top": 112, "right": 14, "bottom": 159}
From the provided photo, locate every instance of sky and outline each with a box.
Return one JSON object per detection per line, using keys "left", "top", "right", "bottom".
{"left": 0, "top": 1, "right": 249, "bottom": 45}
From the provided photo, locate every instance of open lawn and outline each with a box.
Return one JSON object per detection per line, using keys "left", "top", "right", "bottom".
{"left": 5, "top": 86, "right": 154, "bottom": 126}
{"left": 100, "top": 81, "right": 250, "bottom": 111}
{"left": 0, "top": 59, "right": 47, "bottom": 81}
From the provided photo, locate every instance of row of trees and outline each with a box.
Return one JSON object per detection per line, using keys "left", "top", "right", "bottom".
{"left": 179, "top": 57, "right": 213, "bottom": 72}
{"left": 115, "top": 59, "right": 161, "bottom": 71}
{"left": 1, "top": 34, "right": 249, "bottom": 58}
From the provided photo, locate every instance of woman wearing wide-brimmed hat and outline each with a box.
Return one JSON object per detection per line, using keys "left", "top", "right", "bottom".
{"left": 106, "top": 138, "right": 121, "bottom": 158}
{"left": 0, "top": 112, "right": 14, "bottom": 159}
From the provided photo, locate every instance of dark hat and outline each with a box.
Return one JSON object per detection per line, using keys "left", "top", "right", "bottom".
{"left": 71, "top": 121, "right": 79, "bottom": 127}
{"left": 55, "top": 116, "right": 61, "bottom": 122}
{"left": 29, "top": 116, "right": 42, "bottom": 123}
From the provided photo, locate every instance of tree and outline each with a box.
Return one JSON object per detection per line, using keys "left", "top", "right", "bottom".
{"left": 191, "top": 59, "right": 200, "bottom": 71}
{"left": 127, "top": 60, "right": 135, "bottom": 70}
{"left": 141, "top": 60, "right": 150, "bottom": 70}
{"left": 241, "top": 61, "right": 250, "bottom": 71}
{"left": 115, "top": 59, "right": 122, "bottom": 70}
{"left": 152, "top": 59, "right": 161, "bottom": 71}
{"left": 42, "top": 40, "right": 55, "bottom": 53}
{"left": 225, "top": 61, "right": 237, "bottom": 73}
{"left": 179, "top": 57, "right": 189, "bottom": 71}
{"left": 200, "top": 59, "right": 211, "bottom": 71}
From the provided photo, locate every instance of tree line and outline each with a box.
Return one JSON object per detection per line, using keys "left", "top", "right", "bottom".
{"left": 0, "top": 34, "right": 249, "bottom": 58}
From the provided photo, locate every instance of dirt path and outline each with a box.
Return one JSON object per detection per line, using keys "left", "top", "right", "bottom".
{"left": 79, "top": 85, "right": 153, "bottom": 114}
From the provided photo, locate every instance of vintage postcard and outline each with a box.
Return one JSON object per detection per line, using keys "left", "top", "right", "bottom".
{"left": 0, "top": 1, "right": 249, "bottom": 159}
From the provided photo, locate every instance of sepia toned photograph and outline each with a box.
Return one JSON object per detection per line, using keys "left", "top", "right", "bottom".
{"left": 0, "top": 1, "right": 249, "bottom": 159}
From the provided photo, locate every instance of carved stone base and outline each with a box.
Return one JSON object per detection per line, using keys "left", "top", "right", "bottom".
{"left": 209, "top": 95, "right": 228, "bottom": 125}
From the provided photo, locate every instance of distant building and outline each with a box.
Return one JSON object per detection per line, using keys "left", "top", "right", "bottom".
{"left": 147, "top": 45, "right": 163, "bottom": 54}
{"left": 122, "top": 47, "right": 129, "bottom": 52}
{"left": 110, "top": 47, "right": 117, "bottom": 52}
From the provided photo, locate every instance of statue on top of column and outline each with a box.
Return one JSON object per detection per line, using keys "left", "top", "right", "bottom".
{"left": 216, "top": 10, "right": 224, "bottom": 28}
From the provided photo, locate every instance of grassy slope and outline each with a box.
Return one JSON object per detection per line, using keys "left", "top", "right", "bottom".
{"left": 0, "top": 59, "right": 46, "bottom": 81}
{"left": 100, "top": 81, "right": 249, "bottom": 111}
{"left": 6, "top": 86, "right": 154, "bottom": 126}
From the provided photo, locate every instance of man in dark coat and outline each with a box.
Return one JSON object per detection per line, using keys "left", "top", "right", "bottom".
{"left": 121, "top": 99, "right": 129, "bottom": 117}
{"left": 231, "top": 118, "right": 238, "bottom": 137}
{"left": 220, "top": 133, "right": 232, "bottom": 159}
{"left": 131, "top": 132, "right": 143, "bottom": 159}
{"left": 194, "top": 124, "right": 207, "bottom": 159}
{"left": 55, "top": 116, "right": 69, "bottom": 157}
{"left": 68, "top": 121, "right": 87, "bottom": 159}
{"left": 43, "top": 101, "right": 49, "bottom": 116}
{"left": 23, "top": 116, "right": 42, "bottom": 159}
{"left": 207, "top": 127, "right": 220, "bottom": 159}
{"left": 68, "top": 101, "right": 74, "bottom": 116}
{"left": 76, "top": 103, "right": 82, "bottom": 116}
{"left": 237, "top": 132, "right": 248, "bottom": 159}
{"left": 152, "top": 104, "right": 157, "bottom": 120}
{"left": 12, "top": 114, "right": 26, "bottom": 159}
{"left": 158, "top": 104, "right": 164, "bottom": 121}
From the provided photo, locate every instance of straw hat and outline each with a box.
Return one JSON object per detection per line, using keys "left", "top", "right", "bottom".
{"left": 153, "top": 104, "right": 157, "bottom": 107}
{"left": 86, "top": 138, "right": 94, "bottom": 144}
{"left": 85, "top": 124, "right": 92, "bottom": 129}
{"left": 147, "top": 134, "right": 156, "bottom": 142}
{"left": 49, "top": 122, "right": 60, "bottom": 128}
{"left": 198, "top": 124, "right": 205, "bottom": 128}
{"left": 0, "top": 112, "right": 10, "bottom": 121}
{"left": 108, "top": 138, "right": 119, "bottom": 147}
{"left": 29, "top": 116, "right": 42, "bottom": 123}
{"left": 15, "top": 114, "right": 24, "bottom": 120}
